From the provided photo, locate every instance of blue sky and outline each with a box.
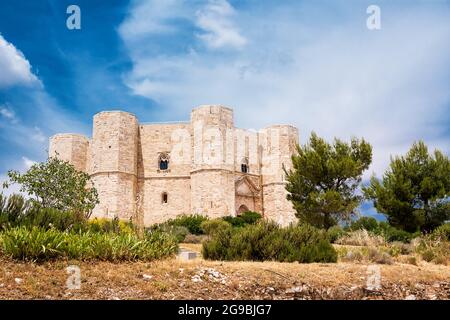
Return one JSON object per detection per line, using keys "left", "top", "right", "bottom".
{"left": 1, "top": 0, "right": 449, "bottom": 219}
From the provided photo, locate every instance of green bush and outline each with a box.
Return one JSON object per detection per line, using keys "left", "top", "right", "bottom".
{"left": 348, "top": 217, "right": 379, "bottom": 232}
{"left": 168, "top": 214, "right": 208, "bottom": 235}
{"left": 346, "top": 217, "right": 419, "bottom": 243}
{"left": 0, "top": 193, "right": 89, "bottom": 232}
{"left": 148, "top": 223, "right": 189, "bottom": 242}
{"left": 384, "top": 226, "right": 418, "bottom": 243}
{"left": 239, "top": 211, "right": 262, "bottom": 224}
{"left": 326, "top": 225, "right": 347, "bottom": 243}
{"left": 222, "top": 211, "right": 262, "bottom": 228}
{"left": 20, "top": 207, "right": 84, "bottom": 231}
{"left": 202, "top": 221, "right": 337, "bottom": 263}
{"left": 201, "top": 219, "right": 232, "bottom": 236}
{"left": 0, "top": 226, "right": 178, "bottom": 262}
{"left": 431, "top": 223, "right": 450, "bottom": 241}
{"left": 0, "top": 194, "right": 30, "bottom": 229}
{"left": 222, "top": 216, "right": 246, "bottom": 227}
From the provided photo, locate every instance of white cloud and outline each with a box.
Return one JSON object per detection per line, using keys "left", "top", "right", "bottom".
{"left": 0, "top": 34, "right": 40, "bottom": 88}
{"left": 118, "top": 0, "right": 187, "bottom": 41}
{"left": 31, "top": 126, "right": 46, "bottom": 143}
{"left": 118, "top": 2, "right": 450, "bottom": 179}
{"left": 0, "top": 174, "right": 23, "bottom": 197}
{"left": 195, "top": 0, "right": 247, "bottom": 49}
{"left": 0, "top": 105, "right": 17, "bottom": 123}
{"left": 22, "top": 156, "right": 37, "bottom": 169}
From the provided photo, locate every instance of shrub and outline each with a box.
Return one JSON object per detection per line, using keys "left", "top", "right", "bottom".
{"left": 20, "top": 207, "right": 84, "bottom": 231}
{"left": 326, "top": 225, "right": 347, "bottom": 243}
{"left": 346, "top": 218, "right": 419, "bottom": 243}
{"left": 0, "top": 194, "right": 89, "bottom": 232}
{"left": 348, "top": 217, "right": 379, "bottom": 232}
{"left": 421, "top": 249, "right": 435, "bottom": 262}
{"left": 183, "top": 234, "right": 207, "bottom": 244}
{"left": 201, "top": 219, "right": 232, "bottom": 236}
{"left": 367, "top": 247, "right": 393, "bottom": 264}
{"left": 342, "top": 250, "right": 364, "bottom": 263}
{"left": 84, "top": 217, "right": 134, "bottom": 234}
{"left": 431, "top": 223, "right": 450, "bottom": 241}
{"left": 335, "top": 229, "right": 386, "bottom": 246}
{"left": 148, "top": 223, "right": 189, "bottom": 243}
{"left": 0, "top": 194, "right": 30, "bottom": 229}
{"left": 202, "top": 221, "right": 337, "bottom": 263}
{"left": 222, "top": 216, "right": 246, "bottom": 228}
{"left": 384, "top": 227, "right": 420, "bottom": 243}
{"left": 407, "top": 256, "right": 417, "bottom": 265}
{"left": 239, "top": 211, "right": 262, "bottom": 224}
{"left": 0, "top": 226, "right": 178, "bottom": 262}
{"left": 222, "top": 212, "right": 262, "bottom": 228}
{"left": 388, "top": 241, "right": 412, "bottom": 256}
{"left": 414, "top": 235, "right": 449, "bottom": 265}
{"left": 169, "top": 214, "right": 208, "bottom": 235}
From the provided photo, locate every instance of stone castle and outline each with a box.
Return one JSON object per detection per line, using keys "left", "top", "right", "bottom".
{"left": 49, "top": 105, "right": 299, "bottom": 226}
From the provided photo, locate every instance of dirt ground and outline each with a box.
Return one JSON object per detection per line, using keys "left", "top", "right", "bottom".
{"left": 0, "top": 244, "right": 449, "bottom": 300}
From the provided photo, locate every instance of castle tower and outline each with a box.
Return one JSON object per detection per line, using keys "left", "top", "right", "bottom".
{"left": 49, "top": 134, "right": 90, "bottom": 172}
{"left": 260, "top": 125, "right": 299, "bottom": 226}
{"left": 90, "top": 111, "right": 139, "bottom": 220}
{"left": 190, "top": 105, "right": 235, "bottom": 217}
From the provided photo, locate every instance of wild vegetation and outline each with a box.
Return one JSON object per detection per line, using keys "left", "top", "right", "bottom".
{"left": 0, "top": 158, "right": 178, "bottom": 262}
{"left": 202, "top": 220, "right": 337, "bottom": 263}
{"left": 149, "top": 211, "right": 262, "bottom": 243}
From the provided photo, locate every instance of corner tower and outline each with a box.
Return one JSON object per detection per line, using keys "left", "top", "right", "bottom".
{"left": 49, "top": 134, "right": 90, "bottom": 172}
{"left": 260, "top": 125, "right": 299, "bottom": 226}
{"left": 90, "top": 111, "right": 139, "bottom": 220}
{"left": 190, "top": 105, "right": 235, "bottom": 217}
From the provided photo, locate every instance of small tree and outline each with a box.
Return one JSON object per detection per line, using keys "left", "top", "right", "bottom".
{"left": 363, "top": 141, "right": 450, "bottom": 233}
{"left": 3, "top": 157, "right": 99, "bottom": 219}
{"left": 285, "top": 133, "right": 372, "bottom": 229}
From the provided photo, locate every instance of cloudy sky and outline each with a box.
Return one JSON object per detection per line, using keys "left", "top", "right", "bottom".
{"left": 0, "top": 0, "right": 449, "bottom": 218}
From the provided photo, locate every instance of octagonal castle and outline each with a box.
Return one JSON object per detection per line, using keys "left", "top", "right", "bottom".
{"left": 49, "top": 105, "right": 298, "bottom": 226}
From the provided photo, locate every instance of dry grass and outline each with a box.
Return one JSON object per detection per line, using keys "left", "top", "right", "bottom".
{"left": 336, "top": 229, "right": 386, "bottom": 247}
{"left": 0, "top": 250, "right": 449, "bottom": 300}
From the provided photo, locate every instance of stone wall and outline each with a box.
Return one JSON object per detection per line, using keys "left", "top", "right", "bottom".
{"left": 50, "top": 105, "right": 299, "bottom": 227}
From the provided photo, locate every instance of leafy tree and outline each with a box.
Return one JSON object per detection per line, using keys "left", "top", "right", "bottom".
{"left": 363, "top": 141, "right": 450, "bottom": 233}
{"left": 3, "top": 157, "right": 99, "bottom": 219}
{"left": 285, "top": 133, "right": 372, "bottom": 229}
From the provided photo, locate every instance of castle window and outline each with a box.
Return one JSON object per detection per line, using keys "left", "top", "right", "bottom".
{"left": 241, "top": 157, "right": 249, "bottom": 173}
{"left": 158, "top": 152, "right": 169, "bottom": 171}
{"left": 162, "top": 192, "right": 168, "bottom": 204}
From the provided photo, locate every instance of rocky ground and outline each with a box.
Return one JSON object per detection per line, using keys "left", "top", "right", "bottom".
{"left": 1, "top": 245, "right": 449, "bottom": 300}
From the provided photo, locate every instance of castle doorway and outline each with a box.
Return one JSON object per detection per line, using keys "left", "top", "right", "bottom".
{"left": 237, "top": 204, "right": 249, "bottom": 215}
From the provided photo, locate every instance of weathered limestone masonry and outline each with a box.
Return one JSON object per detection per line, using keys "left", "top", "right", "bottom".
{"left": 49, "top": 105, "right": 299, "bottom": 226}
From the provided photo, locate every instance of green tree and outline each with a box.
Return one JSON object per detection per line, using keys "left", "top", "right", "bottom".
{"left": 285, "top": 133, "right": 372, "bottom": 229}
{"left": 363, "top": 141, "right": 450, "bottom": 233}
{"left": 3, "top": 157, "right": 99, "bottom": 218}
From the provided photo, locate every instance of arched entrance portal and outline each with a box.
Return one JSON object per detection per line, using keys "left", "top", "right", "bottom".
{"left": 237, "top": 204, "right": 249, "bottom": 215}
